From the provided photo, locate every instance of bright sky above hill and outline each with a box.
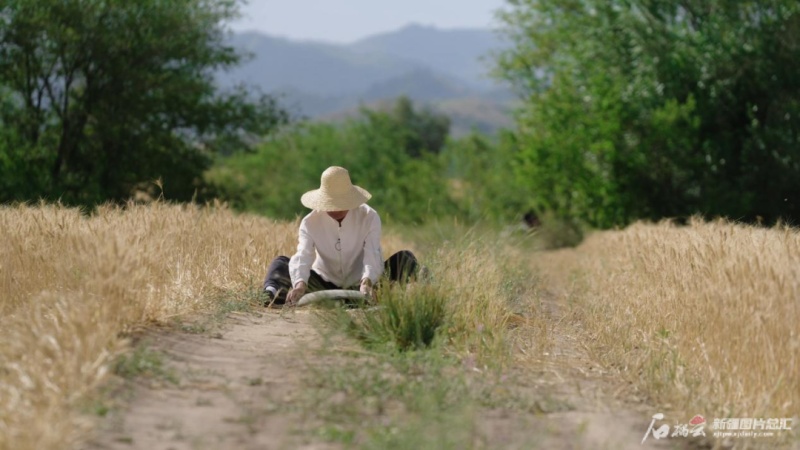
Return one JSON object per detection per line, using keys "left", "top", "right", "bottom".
{"left": 230, "top": 0, "right": 509, "bottom": 43}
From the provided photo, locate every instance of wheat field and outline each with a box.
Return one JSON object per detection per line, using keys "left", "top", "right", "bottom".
{"left": 0, "top": 203, "right": 519, "bottom": 450}
{"left": 0, "top": 202, "right": 302, "bottom": 450}
{"left": 6, "top": 203, "right": 794, "bottom": 449}
{"left": 536, "top": 218, "right": 800, "bottom": 423}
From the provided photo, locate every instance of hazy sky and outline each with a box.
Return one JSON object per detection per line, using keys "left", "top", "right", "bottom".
{"left": 229, "top": 0, "right": 509, "bottom": 43}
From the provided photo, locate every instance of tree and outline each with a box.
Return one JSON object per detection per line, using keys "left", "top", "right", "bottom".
{"left": 496, "top": 0, "right": 800, "bottom": 227}
{"left": 0, "top": 0, "right": 287, "bottom": 205}
{"left": 206, "top": 98, "right": 458, "bottom": 224}
{"left": 361, "top": 96, "right": 451, "bottom": 158}
{"left": 442, "top": 131, "right": 527, "bottom": 222}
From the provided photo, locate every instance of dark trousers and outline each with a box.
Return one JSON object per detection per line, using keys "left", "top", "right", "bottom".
{"left": 263, "top": 250, "right": 419, "bottom": 303}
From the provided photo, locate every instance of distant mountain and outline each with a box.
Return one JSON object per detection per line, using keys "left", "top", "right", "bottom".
{"left": 219, "top": 32, "right": 421, "bottom": 96}
{"left": 351, "top": 24, "right": 503, "bottom": 89}
{"left": 219, "top": 24, "right": 514, "bottom": 134}
{"left": 362, "top": 68, "right": 473, "bottom": 102}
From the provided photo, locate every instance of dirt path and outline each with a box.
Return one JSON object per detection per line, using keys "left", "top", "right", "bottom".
{"left": 520, "top": 289, "right": 693, "bottom": 450}
{"left": 83, "top": 299, "right": 694, "bottom": 450}
{"left": 83, "top": 310, "right": 335, "bottom": 450}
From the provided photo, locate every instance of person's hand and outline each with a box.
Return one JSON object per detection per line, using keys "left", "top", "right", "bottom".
{"left": 360, "top": 278, "right": 374, "bottom": 299}
{"left": 286, "top": 281, "right": 307, "bottom": 305}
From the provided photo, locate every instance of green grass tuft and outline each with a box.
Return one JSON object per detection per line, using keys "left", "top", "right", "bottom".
{"left": 333, "top": 285, "right": 449, "bottom": 352}
{"left": 176, "top": 288, "right": 258, "bottom": 334}
{"left": 112, "top": 342, "right": 178, "bottom": 384}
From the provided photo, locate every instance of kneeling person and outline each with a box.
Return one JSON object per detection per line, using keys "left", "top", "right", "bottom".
{"left": 263, "top": 166, "right": 418, "bottom": 305}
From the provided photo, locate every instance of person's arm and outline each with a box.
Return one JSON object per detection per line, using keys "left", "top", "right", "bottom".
{"left": 361, "top": 212, "right": 383, "bottom": 289}
{"left": 288, "top": 220, "right": 315, "bottom": 303}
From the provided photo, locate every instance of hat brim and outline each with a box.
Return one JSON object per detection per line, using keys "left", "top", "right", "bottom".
{"left": 301, "top": 185, "right": 371, "bottom": 211}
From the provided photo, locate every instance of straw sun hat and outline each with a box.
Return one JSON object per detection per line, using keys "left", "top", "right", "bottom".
{"left": 300, "top": 166, "right": 371, "bottom": 211}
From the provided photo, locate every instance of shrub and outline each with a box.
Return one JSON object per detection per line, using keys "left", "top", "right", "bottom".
{"left": 345, "top": 285, "right": 449, "bottom": 351}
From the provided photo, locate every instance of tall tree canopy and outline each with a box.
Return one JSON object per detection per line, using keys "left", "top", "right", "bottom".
{"left": 0, "top": 0, "right": 287, "bottom": 204}
{"left": 497, "top": 0, "right": 800, "bottom": 227}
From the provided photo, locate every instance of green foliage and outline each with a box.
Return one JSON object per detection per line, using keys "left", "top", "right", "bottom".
{"left": 113, "top": 343, "right": 178, "bottom": 384}
{"left": 177, "top": 288, "right": 256, "bottom": 334}
{"left": 304, "top": 346, "right": 546, "bottom": 448}
{"left": 496, "top": 0, "right": 800, "bottom": 227}
{"left": 442, "top": 130, "right": 528, "bottom": 223}
{"left": 361, "top": 406, "right": 474, "bottom": 450}
{"left": 340, "top": 285, "right": 449, "bottom": 351}
{"left": 0, "top": 0, "right": 286, "bottom": 206}
{"left": 379, "top": 96, "right": 451, "bottom": 158}
{"left": 304, "top": 349, "right": 476, "bottom": 448}
{"left": 530, "top": 211, "right": 585, "bottom": 250}
{"left": 206, "top": 98, "right": 458, "bottom": 223}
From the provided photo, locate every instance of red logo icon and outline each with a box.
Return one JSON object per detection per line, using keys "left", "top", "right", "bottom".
{"left": 690, "top": 415, "right": 706, "bottom": 425}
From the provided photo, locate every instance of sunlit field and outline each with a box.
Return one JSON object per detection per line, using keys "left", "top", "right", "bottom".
{"left": 7, "top": 202, "right": 794, "bottom": 450}
{"left": 537, "top": 219, "right": 799, "bottom": 423}
{"left": 0, "top": 203, "right": 521, "bottom": 450}
{"left": 0, "top": 202, "right": 300, "bottom": 449}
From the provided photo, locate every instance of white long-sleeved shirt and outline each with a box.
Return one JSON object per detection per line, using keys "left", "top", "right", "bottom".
{"left": 289, "top": 204, "right": 383, "bottom": 288}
